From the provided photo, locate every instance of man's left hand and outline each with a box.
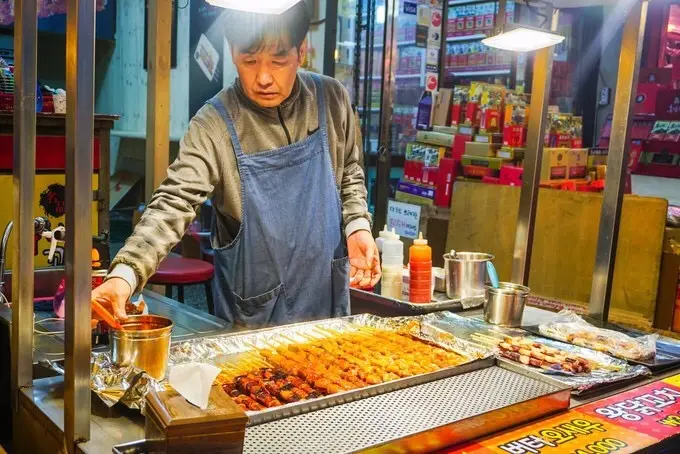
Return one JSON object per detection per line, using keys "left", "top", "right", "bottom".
{"left": 347, "top": 230, "right": 381, "bottom": 289}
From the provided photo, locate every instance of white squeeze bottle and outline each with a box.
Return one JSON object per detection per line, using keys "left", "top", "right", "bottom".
{"left": 375, "top": 224, "right": 391, "bottom": 254}
{"left": 381, "top": 229, "right": 404, "bottom": 300}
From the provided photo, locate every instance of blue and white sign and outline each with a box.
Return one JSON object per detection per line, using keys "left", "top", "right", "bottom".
{"left": 387, "top": 200, "right": 421, "bottom": 240}
{"left": 403, "top": 1, "right": 418, "bottom": 15}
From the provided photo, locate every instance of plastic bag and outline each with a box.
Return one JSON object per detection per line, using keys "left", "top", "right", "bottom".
{"left": 538, "top": 310, "right": 657, "bottom": 361}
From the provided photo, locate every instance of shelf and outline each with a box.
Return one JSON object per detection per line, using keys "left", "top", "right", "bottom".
{"left": 360, "top": 74, "right": 423, "bottom": 81}
{"left": 449, "top": 0, "right": 498, "bottom": 5}
{"left": 448, "top": 68, "right": 511, "bottom": 77}
{"left": 446, "top": 34, "right": 488, "bottom": 42}
{"left": 337, "top": 40, "right": 418, "bottom": 49}
{"left": 364, "top": 154, "right": 406, "bottom": 168}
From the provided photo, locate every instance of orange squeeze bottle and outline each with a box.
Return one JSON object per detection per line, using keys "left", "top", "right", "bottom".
{"left": 409, "top": 232, "right": 432, "bottom": 304}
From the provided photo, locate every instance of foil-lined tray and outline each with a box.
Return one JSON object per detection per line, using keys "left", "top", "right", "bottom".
{"left": 90, "top": 313, "right": 494, "bottom": 422}
{"left": 424, "top": 312, "right": 651, "bottom": 395}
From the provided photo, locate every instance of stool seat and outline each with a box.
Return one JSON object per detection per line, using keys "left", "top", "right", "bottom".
{"left": 149, "top": 256, "right": 214, "bottom": 285}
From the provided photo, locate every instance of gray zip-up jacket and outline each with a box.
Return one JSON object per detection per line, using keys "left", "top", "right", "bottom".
{"left": 110, "top": 72, "right": 371, "bottom": 293}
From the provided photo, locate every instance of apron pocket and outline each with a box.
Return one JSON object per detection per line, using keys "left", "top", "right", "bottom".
{"left": 232, "top": 283, "right": 286, "bottom": 328}
{"left": 331, "top": 257, "right": 350, "bottom": 317}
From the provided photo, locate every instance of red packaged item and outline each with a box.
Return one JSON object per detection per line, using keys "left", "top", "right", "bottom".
{"left": 452, "top": 133, "right": 472, "bottom": 160}
{"left": 635, "top": 83, "right": 662, "bottom": 115}
{"left": 503, "top": 126, "right": 526, "bottom": 147}
{"left": 655, "top": 89, "right": 680, "bottom": 120}
{"left": 499, "top": 165, "right": 523, "bottom": 186}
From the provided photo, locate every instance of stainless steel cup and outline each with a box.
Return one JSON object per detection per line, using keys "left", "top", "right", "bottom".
{"left": 483, "top": 283, "right": 530, "bottom": 327}
{"left": 443, "top": 252, "right": 494, "bottom": 299}
{"left": 112, "top": 315, "right": 173, "bottom": 380}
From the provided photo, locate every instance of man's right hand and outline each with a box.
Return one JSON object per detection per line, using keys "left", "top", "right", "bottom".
{"left": 91, "top": 277, "right": 131, "bottom": 329}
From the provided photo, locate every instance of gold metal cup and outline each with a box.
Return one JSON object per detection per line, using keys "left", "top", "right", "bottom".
{"left": 112, "top": 315, "right": 173, "bottom": 380}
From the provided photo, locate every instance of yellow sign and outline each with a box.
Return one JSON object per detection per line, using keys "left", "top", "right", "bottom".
{"left": 0, "top": 174, "right": 99, "bottom": 270}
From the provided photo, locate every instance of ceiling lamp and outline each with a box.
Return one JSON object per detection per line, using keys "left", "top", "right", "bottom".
{"left": 482, "top": 23, "right": 565, "bottom": 52}
{"left": 206, "top": 0, "right": 301, "bottom": 14}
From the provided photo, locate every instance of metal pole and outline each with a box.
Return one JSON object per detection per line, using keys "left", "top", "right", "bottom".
{"left": 373, "top": 0, "right": 397, "bottom": 235}
{"left": 65, "top": 0, "right": 95, "bottom": 448}
{"left": 589, "top": 1, "right": 648, "bottom": 322}
{"left": 511, "top": 8, "right": 558, "bottom": 285}
{"left": 145, "top": 0, "right": 173, "bottom": 201}
{"left": 11, "top": 1, "right": 37, "bottom": 445}
{"left": 323, "top": 0, "right": 338, "bottom": 76}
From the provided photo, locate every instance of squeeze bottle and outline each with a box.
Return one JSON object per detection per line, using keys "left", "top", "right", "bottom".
{"left": 381, "top": 229, "right": 404, "bottom": 300}
{"left": 409, "top": 232, "right": 432, "bottom": 303}
{"left": 375, "top": 224, "right": 391, "bottom": 254}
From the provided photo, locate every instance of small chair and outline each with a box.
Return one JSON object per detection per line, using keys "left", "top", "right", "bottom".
{"left": 148, "top": 255, "right": 215, "bottom": 315}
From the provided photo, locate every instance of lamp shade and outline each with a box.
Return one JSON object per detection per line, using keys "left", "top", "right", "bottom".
{"left": 206, "top": 0, "right": 302, "bottom": 14}
{"left": 482, "top": 26, "right": 565, "bottom": 52}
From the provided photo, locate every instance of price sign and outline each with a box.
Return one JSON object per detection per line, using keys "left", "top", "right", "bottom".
{"left": 387, "top": 200, "right": 421, "bottom": 240}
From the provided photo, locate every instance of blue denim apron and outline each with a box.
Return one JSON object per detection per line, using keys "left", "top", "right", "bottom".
{"left": 206, "top": 74, "right": 350, "bottom": 329}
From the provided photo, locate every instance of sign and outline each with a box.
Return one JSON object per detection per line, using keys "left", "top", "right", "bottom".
{"left": 387, "top": 200, "right": 421, "bottom": 240}
{"left": 445, "top": 374, "right": 680, "bottom": 454}
{"left": 189, "top": 0, "right": 225, "bottom": 118}
{"left": 403, "top": 1, "right": 418, "bottom": 15}
{"left": 426, "top": 73, "right": 439, "bottom": 92}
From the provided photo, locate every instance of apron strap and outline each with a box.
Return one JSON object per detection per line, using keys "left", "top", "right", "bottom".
{"left": 206, "top": 97, "right": 246, "bottom": 159}
{"left": 310, "top": 74, "right": 328, "bottom": 138}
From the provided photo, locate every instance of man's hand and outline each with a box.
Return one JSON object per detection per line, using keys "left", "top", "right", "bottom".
{"left": 347, "top": 230, "right": 381, "bottom": 289}
{"left": 91, "top": 277, "right": 131, "bottom": 329}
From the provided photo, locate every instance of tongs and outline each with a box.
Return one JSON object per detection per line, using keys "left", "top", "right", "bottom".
{"left": 91, "top": 299, "right": 123, "bottom": 330}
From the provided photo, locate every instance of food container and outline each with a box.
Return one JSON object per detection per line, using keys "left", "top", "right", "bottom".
{"left": 444, "top": 252, "right": 494, "bottom": 299}
{"left": 483, "top": 283, "right": 530, "bottom": 327}
{"left": 112, "top": 315, "right": 173, "bottom": 380}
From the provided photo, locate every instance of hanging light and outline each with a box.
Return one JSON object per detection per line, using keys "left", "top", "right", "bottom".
{"left": 206, "top": 0, "right": 302, "bottom": 14}
{"left": 482, "top": 23, "right": 565, "bottom": 52}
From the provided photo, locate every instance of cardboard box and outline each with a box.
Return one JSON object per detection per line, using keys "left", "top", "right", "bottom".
{"left": 462, "top": 165, "right": 500, "bottom": 178}
{"left": 415, "top": 131, "right": 455, "bottom": 148}
{"left": 499, "top": 165, "right": 523, "bottom": 186}
{"left": 396, "top": 190, "right": 435, "bottom": 206}
{"left": 452, "top": 133, "right": 472, "bottom": 160}
{"left": 497, "top": 147, "right": 525, "bottom": 160}
{"left": 540, "top": 148, "right": 568, "bottom": 181}
{"left": 474, "top": 133, "right": 502, "bottom": 144}
{"left": 462, "top": 154, "right": 510, "bottom": 170}
{"left": 656, "top": 89, "right": 680, "bottom": 120}
{"left": 465, "top": 141, "right": 501, "bottom": 157}
{"left": 457, "top": 125, "right": 476, "bottom": 136}
{"left": 568, "top": 148, "right": 588, "bottom": 180}
{"left": 396, "top": 180, "right": 436, "bottom": 200}
{"left": 588, "top": 148, "right": 608, "bottom": 168}
{"left": 433, "top": 125, "right": 458, "bottom": 135}
{"left": 433, "top": 88, "right": 453, "bottom": 127}
{"left": 503, "top": 125, "right": 527, "bottom": 147}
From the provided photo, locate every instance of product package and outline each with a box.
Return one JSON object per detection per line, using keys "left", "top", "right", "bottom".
{"left": 539, "top": 310, "right": 657, "bottom": 361}
{"left": 450, "top": 86, "right": 469, "bottom": 126}
{"left": 665, "top": 121, "right": 680, "bottom": 142}
{"left": 541, "top": 148, "right": 568, "bottom": 181}
{"left": 465, "top": 82, "right": 485, "bottom": 126}
{"left": 649, "top": 121, "right": 672, "bottom": 141}
{"left": 568, "top": 149, "right": 588, "bottom": 180}
{"left": 479, "top": 84, "right": 505, "bottom": 133}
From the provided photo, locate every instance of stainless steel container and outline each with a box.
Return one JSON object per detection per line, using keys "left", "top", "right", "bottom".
{"left": 444, "top": 252, "right": 494, "bottom": 299}
{"left": 112, "top": 315, "right": 173, "bottom": 380}
{"left": 483, "top": 283, "right": 530, "bottom": 327}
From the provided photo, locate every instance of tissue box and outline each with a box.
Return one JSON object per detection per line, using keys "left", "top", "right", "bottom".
{"left": 145, "top": 387, "right": 247, "bottom": 453}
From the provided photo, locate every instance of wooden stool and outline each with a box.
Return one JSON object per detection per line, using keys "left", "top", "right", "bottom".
{"left": 148, "top": 256, "right": 215, "bottom": 315}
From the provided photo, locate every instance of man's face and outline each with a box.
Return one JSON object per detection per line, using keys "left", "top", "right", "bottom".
{"left": 232, "top": 39, "right": 306, "bottom": 108}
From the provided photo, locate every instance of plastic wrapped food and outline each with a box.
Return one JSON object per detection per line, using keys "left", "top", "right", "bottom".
{"left": 539, "top": 310, "right": 657, "bottom": 361}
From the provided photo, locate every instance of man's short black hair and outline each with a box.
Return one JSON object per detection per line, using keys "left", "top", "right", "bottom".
{"left": 224, "top": 3, "right": 310, "bottom": 54}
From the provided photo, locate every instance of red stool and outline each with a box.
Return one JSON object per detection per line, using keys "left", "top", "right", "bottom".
{"left": 148, "top": 255, "right": 215, "bottom": 315}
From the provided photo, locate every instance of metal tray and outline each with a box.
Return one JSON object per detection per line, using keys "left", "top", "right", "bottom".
{"left": 522, "top": 324, "right": 680, "bottom": 371}
{"left": 167, "top": 313, "right": 494, "bottom": 426}
{"left": 351, "top": 288, "right": 483, "bottom": 315}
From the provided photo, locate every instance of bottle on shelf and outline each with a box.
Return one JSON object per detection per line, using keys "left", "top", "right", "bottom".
{"left": 409, "top": 232, "right": 432, "bottom": 304}
{"left": 381, "top": 229, "right": 404, "bottom": 300}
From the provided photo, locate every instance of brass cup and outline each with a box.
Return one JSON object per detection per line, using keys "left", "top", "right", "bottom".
{"left": 112, "top": 315, "right": 173, "bottom": 380}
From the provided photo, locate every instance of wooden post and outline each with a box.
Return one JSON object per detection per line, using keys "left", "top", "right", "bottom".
{"left": 146, "top": 0, "right": 173, "bottom": 200}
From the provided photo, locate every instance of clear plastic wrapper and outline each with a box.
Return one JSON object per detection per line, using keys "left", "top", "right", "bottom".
{"left": 538, "top": 310, "right": 657, "bottom": 361}
{"left": 90, "top": 313, "right": 492, "bottom": 414}
{"left": 424, "top": 312, "right": 651, "bottom": 394}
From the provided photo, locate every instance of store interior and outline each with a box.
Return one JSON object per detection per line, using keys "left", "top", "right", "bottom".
{"left": 1, "top": 0, "right": 680, "bottom": 453}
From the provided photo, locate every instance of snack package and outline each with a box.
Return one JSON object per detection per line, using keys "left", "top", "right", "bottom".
{"left": 465, "top": 82, "right": 484, "bottom": 126}
{"left": 479, "top": 84, "right": 505, "bottom": 133}
{"left": 649, "top": 121, "right": 671, "bottom": 141}
{"left": 538, "top": 310, "right": 657, "bottom": 361}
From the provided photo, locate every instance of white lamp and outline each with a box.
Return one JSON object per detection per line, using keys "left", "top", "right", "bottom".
{"left": 482, "top": 23, "right": 565, "bottom": 52}
{"left": 206, "top": 0, "right": 302, "bottom": 14}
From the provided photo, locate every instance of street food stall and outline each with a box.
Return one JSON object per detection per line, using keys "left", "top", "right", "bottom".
{"left": 7, "top": 0, "right": 680, "bottom": 453}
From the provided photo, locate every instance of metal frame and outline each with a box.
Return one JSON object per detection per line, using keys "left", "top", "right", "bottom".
{"left": 64, "top": 0, "right": 96, "bottom": 447}
{"left": 11, "top": 2, "right": 37, "bottom": 450}
{"left": 373, "top": 0, "right": 398, "bottom": 235}
{"left": 589, "top": 0, "right": 648, "bottom": 322}
{"left": 323, "top": 0, "right": 338, "bottom": 77}
{"left": 511, "top": 7, "right": 559, "bottom": 285}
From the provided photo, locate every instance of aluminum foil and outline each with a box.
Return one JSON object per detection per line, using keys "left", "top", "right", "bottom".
{"left": 90, "top": 313, "right": 492, "bottom": 412}
{"left": 424, "top": 311, "right": 651, "bottom": 395}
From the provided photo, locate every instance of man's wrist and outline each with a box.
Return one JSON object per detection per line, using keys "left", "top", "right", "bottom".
{"left": 106, "top": 264, "right": 138, "bottom": 297}
{"left": 345, "top": 218, "right": 372, "bottom": 238}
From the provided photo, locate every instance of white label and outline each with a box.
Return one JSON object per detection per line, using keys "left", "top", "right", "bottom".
{"left": 387, "top": 200, "right": 421, "bottom": 240}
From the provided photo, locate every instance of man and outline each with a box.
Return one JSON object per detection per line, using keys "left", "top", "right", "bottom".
{"left": 92, "top": 2, "right": 380, "bottom": 328}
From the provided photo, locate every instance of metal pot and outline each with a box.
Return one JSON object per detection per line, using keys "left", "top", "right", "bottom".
{"left": 483, "top": 283, "right": 530, "bottom": 327}
{"left": 112, "top": 315, "right": 173, "bottom": 380}
{"left": 443, "top": 252, "right": 494, "bottom": 300}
